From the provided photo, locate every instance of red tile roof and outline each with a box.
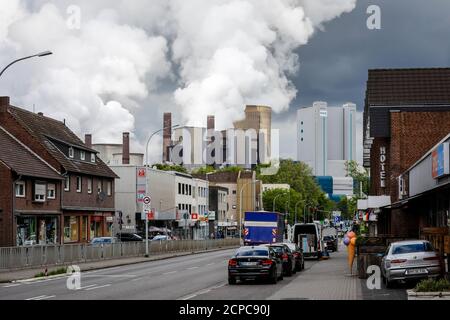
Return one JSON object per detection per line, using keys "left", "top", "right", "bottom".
{"left": 0, "top": 126, "right": 62, "bottom": 180}
{"left": 7, "top": 105, "right": 118, "bottom": 178}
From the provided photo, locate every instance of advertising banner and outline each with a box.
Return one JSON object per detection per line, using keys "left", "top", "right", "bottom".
{"left": 432, "top": 142, "right": 449, "bottom": 179}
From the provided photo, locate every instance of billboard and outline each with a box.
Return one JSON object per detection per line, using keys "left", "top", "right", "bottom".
{"left": 432, "top": 142, "right": 449, "bottom": 179}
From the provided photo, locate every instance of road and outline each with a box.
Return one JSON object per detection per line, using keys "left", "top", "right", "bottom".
{"left": 0, "top": 246, "right": 409, "bottom": 300}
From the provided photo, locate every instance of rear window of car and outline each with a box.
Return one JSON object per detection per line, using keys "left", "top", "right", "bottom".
{"left": 267, "top": 246, "right": 284, "bottom": 253}
{"left": 236, "top": 249, "right": 268, "bottom": 257}
{"left": 392, "top": 242, "right": 434, "bottom": 254}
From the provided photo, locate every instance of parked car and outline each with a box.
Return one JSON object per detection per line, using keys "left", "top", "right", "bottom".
{"left": 283, "top": 242, "right": 305, "bottom": 271}
{"left": 151, "top": 235, "right": 171, "bottom": 241}
{"left": 323, "top": 235, "right": 338, "bottom": 252}
{"left": 90, "top": 237, "right": 118, "bottom": 245}
{"left": 116, "top": 233, "right": 143, "bottom": 242}
{"left": 228, "top": 246, "right": 283, "bottom": 284}
{"left": 293, "top": 223, "right": 323, "bottom": 260}
{"left": 381, "top": 240, "right": 442, "bottom": 288}
{"left": 263, "top": 243, "right": 296, "bottom": 276}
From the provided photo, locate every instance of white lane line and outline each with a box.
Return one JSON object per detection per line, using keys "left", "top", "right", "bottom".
{"left": 178, "top": 282, "right": 227, "bottom": 300}
{"left": 162, "top": 271, "right": 177, "bottom": 275}
{"left": 77, "top": 284, "right": 98, "bottom": 290}
{"left": 33, "top": 295, "right": 55, "bottom": 300}
{"left": 3, "top": 284, "right": 21, "bottom": 288}
{"left": 206, "top": 263, "right": 215, "bottom": 266}
{"left": 83, "top": 274, "right": 137, "bottom": 278}
{"left": 130, "top": 277, "right": 144, "bottom": 282}
{"left": 25, "top": 295, "right": 48, "bottom": 300}
{"left": 187, "top": 266, "right": 199, "bottom": 270}
{"left": 85, "top": 284, "right": 111, "bottom": 291}
{"left": 180, "top": 294, "right": 198, "bottom": 300}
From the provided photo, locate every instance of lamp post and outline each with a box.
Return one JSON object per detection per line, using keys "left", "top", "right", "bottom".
{"left": 294, "top": 200, "right": 306, "bottom": 225}
{"left": 143, "top": 124, "right": 179, "bottom": 257}
{"left": 0, "top": 51, "right": 53, "bottom": 78}
{"left": 272, "top": 193, "right": 284, "bottom": 212}
{"left": 239, "top": 180, "right": 254, "bottom": 246}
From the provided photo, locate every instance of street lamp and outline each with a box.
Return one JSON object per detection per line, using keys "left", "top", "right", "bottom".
{"left": 0, "top": 51, "right": 53, "bottom": 78}
{"left": 239, "top": 180, "right": 255, "bottom": 246}
{"left": 294, "top": 200, "right": 306, "bottom": 224}
{"left": 272, "top": 193, "right": 284, "bottom": 212}
{"left": 143, "top": 124, "right": 180, "bottom": 257}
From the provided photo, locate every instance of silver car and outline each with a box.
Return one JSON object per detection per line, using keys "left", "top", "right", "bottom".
{"left": 381, "top": 240, "right": 441, "bottom": 288}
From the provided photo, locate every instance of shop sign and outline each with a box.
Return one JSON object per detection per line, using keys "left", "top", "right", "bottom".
{"left": 432, "top": 142, "right": 449, "bottom": 179}
{"left": 136, "top": 167, "right": 147, "bottom": 202}
{"left": 380, "top": 146, "right": 387, "bottom": 188}
{"left": 208, "top": 211, "right": 216, "bottom": 220}
{"left": 106, "top": 216, "right": 113, "bottom": 222}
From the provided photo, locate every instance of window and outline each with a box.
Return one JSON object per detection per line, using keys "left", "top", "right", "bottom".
{"left": 97, "top": 180, "right": 102, "bottom": 193}
{"left": 87, "top": 178, "right": 92, "bottom": 194}
{"left": 182, "top": 184, "right": 185, "bottom": 195}
{"left": 178, "top": 183, "right": 181, "bottom": 195}
{"left": 34, "top": 183, "right": 46, "bottom": 202}
{"left": 69, "top": 147, "right": 74, "bottom": 158}
{"left": 189, "top": 185, "right": 192, "bottom": 196}
{"left": 107, "top": 181, "right": 112, "bottom": 196}
{"left": 90, "top": 153, "right": 96, "bottom": 163}
{"left": 76, "top": 176, "right": 82, "bottom": 193}
{"left": 15, "top": 181, "right": 25, "bottom": 197}
{"left": 188, "top": 204, "right": 191, "bottom": 214}
{"left": 64, "top": 176, "right": 70, "bottom": 191}
{"left": 80, "top": 150, "right": 85, "bottom": 161}
{"left": 47, "top": 183, "right": 56, "bottom": 199}
{"left": 232, "top": 190, "right": 236, "bottom": 195}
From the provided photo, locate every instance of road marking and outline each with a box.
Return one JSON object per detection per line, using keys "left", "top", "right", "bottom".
{"left": 206, "top": 263, "right": 215, "bottom": 266}
{"left": 83, "top": 274, "right": 137, "bottom": 278}
{"left": 85, "top": 284, "right": 111, "bottom": 291}
{"left": 77, "top": 284, "right": 98, "bottom": 290}
{"left": 33, "top": 295, "right": 55, "bottom": 300}
{"left": 3, "top": 284, "right": 21, "bottom": 288}
{"left": 180, "top": 294, "right": 198, "bottom": 300}
{"left": 130, "top": 277, "right": 144, "bottom": 282}
{"left": 187, "top": 266, "right": 199, "bottom": 270}
{"left": 162, "top": 271, "right": 177, "bottom": 275}
{"left": 178, "top": 282, "right": 227, "bottom": 300}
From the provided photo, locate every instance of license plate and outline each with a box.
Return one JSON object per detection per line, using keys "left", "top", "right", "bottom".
{"left": 240, "top": 262, "right": 257, "bottom": 266}
{"left": 406, "top": 268, "right": 427, "bottom": 275}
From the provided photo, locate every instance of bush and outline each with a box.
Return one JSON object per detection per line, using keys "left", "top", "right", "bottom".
{"left": 34, "top": 267, "right": 67, "bottom": 278}
{"left": 415, "top": 278, "right": 450, "bottom": 292}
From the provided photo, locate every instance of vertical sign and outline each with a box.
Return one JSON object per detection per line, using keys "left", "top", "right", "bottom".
{"left": 136, "top": 167, "right": 146, "bottom": 202}
{"left": 432, "top": 142, "right": 449, "bottom": 179}
{"left": 379, "top": 146, "right": 386, "bottom": 188}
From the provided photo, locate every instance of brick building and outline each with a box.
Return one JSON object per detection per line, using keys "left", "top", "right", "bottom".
{"left": 363, "top": 68, "right": 450, "bottom": 236}
{"left": 0, "top": 96, "right": 118, "bottom": 244}
{"left": 0, "top": 126, "right": 63, "bottom": 247}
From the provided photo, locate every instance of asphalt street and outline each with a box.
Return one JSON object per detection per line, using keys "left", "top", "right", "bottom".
{"left": 0, "top": 246, "right": 409, "bottom": 300}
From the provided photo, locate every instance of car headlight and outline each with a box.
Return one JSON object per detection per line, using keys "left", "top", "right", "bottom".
{"left": 385, "top": 260, "right": 391, "bottom": 269}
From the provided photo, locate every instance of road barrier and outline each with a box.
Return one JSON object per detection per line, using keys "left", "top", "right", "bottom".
{"left": 0, "top": 238, "right": 239, "bottom": 270}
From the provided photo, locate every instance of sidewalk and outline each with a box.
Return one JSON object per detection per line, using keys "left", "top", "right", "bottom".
{"left": 268, "top": 245, "right": 363, "bottom": 300}
{"left": 0, "top": 246, "right": 236, "bottom": 283}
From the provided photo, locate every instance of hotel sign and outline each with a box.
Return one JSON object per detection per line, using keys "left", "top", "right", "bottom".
{"left": 432, "top": 142, "right": 449, "bottom": 179}
{"left": 380, "top": 146, "right": 387, "bottom": 188}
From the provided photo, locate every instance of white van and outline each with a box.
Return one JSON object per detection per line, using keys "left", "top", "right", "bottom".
{"left": 293, "top": 223, "right": 323, "bottom": 260}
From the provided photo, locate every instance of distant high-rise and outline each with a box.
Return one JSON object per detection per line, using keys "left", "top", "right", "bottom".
{"left": 297, "top": 101, "right": 357, "bottom": 177}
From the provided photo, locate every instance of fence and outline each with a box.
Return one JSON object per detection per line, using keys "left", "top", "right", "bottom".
{"left": 0, "top": 238, "right": 239, "bottom": 270}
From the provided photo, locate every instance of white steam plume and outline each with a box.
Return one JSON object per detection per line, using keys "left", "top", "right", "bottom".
{"left": 0, "top": 0, "right": 357, "bottom": 152}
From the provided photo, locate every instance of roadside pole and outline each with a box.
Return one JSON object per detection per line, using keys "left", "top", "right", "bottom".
{"left": 145, "top": 210, "right": 149, "bottom": 257}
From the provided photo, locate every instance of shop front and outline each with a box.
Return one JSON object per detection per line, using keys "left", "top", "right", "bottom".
{"left": 63, "top": 212, "right": 114, "bottom": 243}
{"left": 16, "top": 215, "right": 60, "bottom": 246}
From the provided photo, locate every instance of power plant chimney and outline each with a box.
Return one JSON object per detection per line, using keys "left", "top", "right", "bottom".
{"left": 163, "top": 112, "right": 172, "bottom": 162}
{"left": 122, "top": 132, "right": 130, "bottom": 165}
{"left": 207, "top": 115, "right": 215, "bottom": 131}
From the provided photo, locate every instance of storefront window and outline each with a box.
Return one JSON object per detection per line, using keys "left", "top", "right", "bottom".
{"left": 16, "top": 217, "right": 37, "bottom": 246}
{"left": 81, "top": 216, "right": 88, "bottom": 242}
{"left": 90, "top": 216, "right": 103, "bottom": 239}
{"left": 64, "top": 216, "right": 79, "bottom": 242}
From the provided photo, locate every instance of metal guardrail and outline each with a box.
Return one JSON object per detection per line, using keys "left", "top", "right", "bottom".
{"left": 0, "top": 239, "right": 239, "bottom": 270}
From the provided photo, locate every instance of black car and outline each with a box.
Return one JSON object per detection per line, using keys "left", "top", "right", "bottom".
{"left": 323, "top": 235, "right": 338, "bottom": 252}
{"left": 283, "top": 242, "right": 305, "bottom": 271}
{"left": 228, "top": 246, "right": 283, "bottom": 284}
{"left": 264, "top": 243, "right": 296, "bottom": 276}
{"left": 116, "top": 233, "right": 143, "bottom": 242}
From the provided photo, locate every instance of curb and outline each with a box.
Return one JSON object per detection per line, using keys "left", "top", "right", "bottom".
{"left": 2, "top": 246, "right": 238, "bottom": 284}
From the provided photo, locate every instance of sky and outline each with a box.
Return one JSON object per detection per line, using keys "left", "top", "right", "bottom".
{"left": 1, "top": 0, "right": 450, "bottom": 164}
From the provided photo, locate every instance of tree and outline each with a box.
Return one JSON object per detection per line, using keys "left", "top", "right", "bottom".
{"left": 345, "top": 160, "right": 369, "bottom": 197}
{"left": 151, "top": 163, "right": 188, "bottom": 173}
{"left": 262, "top": 188, "right": 304, "bottom": 224}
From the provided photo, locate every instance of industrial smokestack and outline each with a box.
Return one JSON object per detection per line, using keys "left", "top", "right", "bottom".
{"left": 163, "top": 112, "right": 172, "bottom": 162}
{"left": 85, "top": 134, "right": 92, "bottom": 148}
{"left": 122, "top": 132, "right": 130, "bottom": 165}
{"left": 207, "top": 115, "right": 215, "bottom": 130}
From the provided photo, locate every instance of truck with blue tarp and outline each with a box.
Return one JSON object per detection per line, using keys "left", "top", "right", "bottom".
{"left": 243, "top": 211, "right": 285, "bottom": 245}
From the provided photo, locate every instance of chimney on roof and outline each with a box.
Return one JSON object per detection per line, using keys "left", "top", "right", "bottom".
{"left": 122, "top": 132, "right": 130, "bottom": 165}
{"left": 162, "top": 112, "right": 172, "bottom": 163}
{"left": 37, "top": 112, "right": 44, "bottom": 116}
{"left": 207, "top": 115, "right": 215, "bottom": 130}
{"left": 0, "top": 96, "right": 10, "bottom": 113}
{"left": 85, "top": 134, "right": 92, "bottom": 148}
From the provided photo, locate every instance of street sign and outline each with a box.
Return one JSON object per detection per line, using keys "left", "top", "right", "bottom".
{"left": 147, "top": 211, "right": 154, "bottom": 220}
{"left": 191, "top": 213, "right": 198, "bottom": 220}
{"left": 143, "top": 196, "right": 151, "bottom": 205}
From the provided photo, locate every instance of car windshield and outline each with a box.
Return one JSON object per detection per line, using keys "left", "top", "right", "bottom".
{"left": 392, "top": 242, "right": 434, "bottom": 254}
{"left": 236, "top": 249, "right": 268, "bottom": 257}
{"left": 103, "top": 238, "right": 112, "bottom": 243}
{"left": 323, "top": 236, "right": 333, "bottom": 241}
{"left": 266, "top": 246, "right": 283, "bottom": 253}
